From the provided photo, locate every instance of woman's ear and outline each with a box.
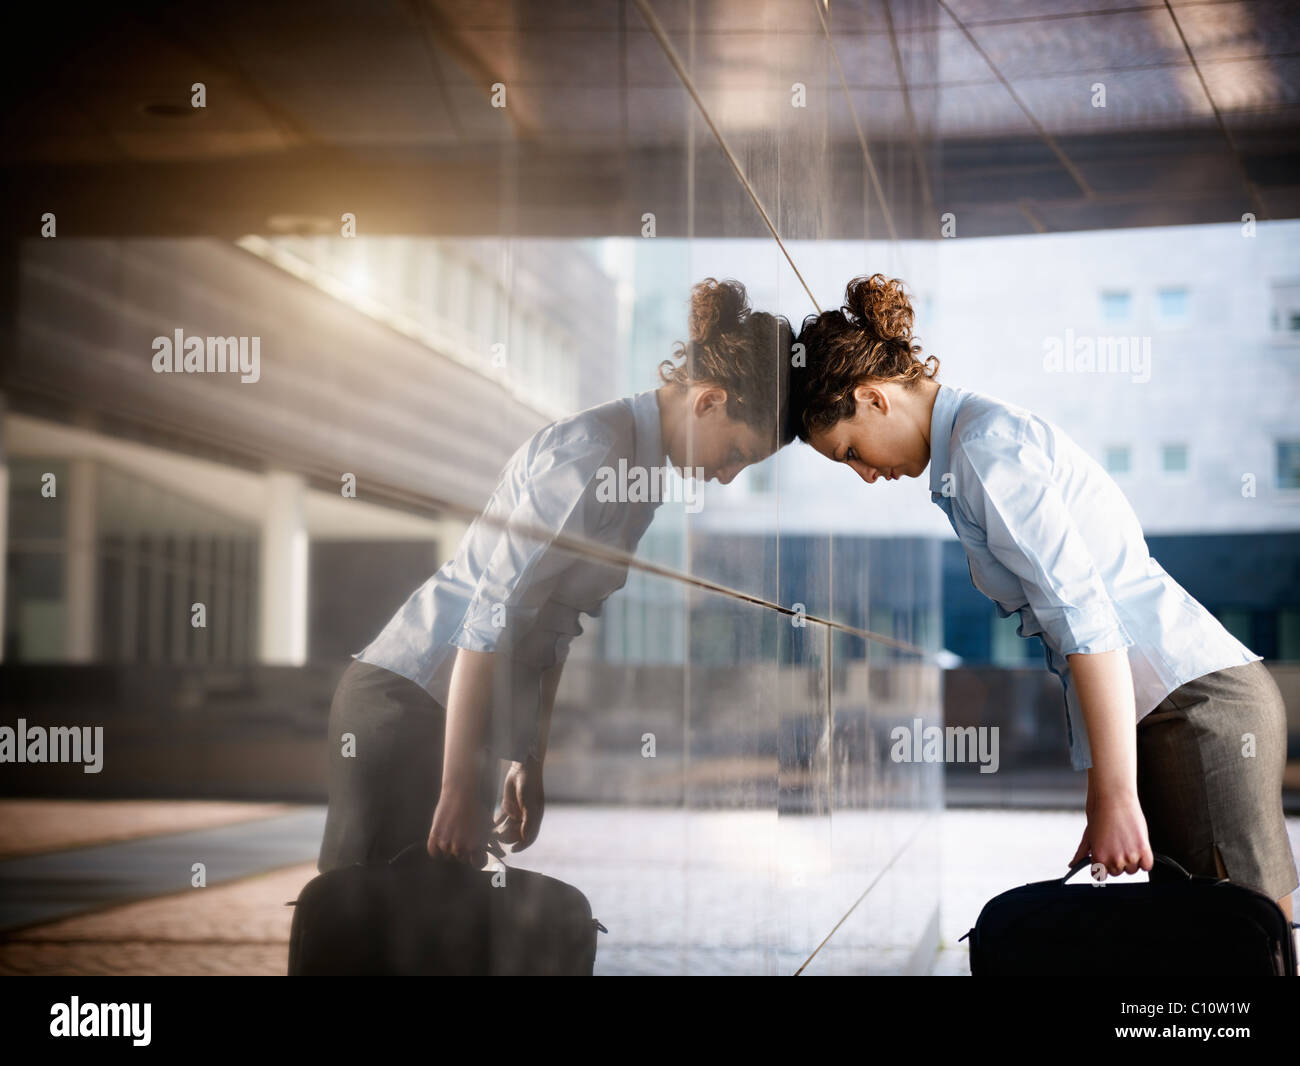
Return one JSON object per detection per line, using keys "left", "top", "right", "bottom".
{"left": 852, "top": 383, "right": 887, "bottom": 414}
{"left": 691, "top": 385, "right": 729, "bottom": 419}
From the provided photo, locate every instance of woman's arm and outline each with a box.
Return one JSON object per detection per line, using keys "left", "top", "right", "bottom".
{"left": 427, "top": 647, "right": 497, "bottom": 864}
{"left": 950, "top": 435, "right": 1149, "bottom": 874}
{"left": 535, "top": 659, "right": 563, "bottom": 761}
{"left": 1067, "top": 648, "right": 1154, "bottom": 877}
{"left": 495, "top": 660, "right": 562, "bottom": 852}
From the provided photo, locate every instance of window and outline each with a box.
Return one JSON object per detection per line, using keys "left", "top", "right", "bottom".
{"left": 1104, "top": 445, "right": 1131, "bottom": 474}
{"left": 415, "top": 244, "right": 441, "bottom": 333}
{"left": 469, "top": 265, "right": 500, "bottom": 349}
{"left": 438, "top": 254, "right": 466, "bottom": 325}
{"left": 1270, "top": 281, "right": 1300, "bottom": 337}
{"left": 990, "top": 612, "right": 1030, "bottom": 665}
{"left": 338, "top": 238, "right": 372, "bottom": 297}
{"left": 1100, "top": 290, "right": 1131, "bottom": 322}
{"left": 1216, "top": 608, "right": 1252, "bottom": 646}
{"left": 1156, "top": 287, "right": 1188, "bottom": 324}
{"left": 1279, "top": 610, "right": 1300, "bottom": 662}
{"left": 513, "top": 308, "right": 536, "bottom": 383}
{"left": 1161, "top": 443, "right": 1188, "bottom": 473}
{"left": 1277, "top": 441, "right": 1300, "bottom": 490}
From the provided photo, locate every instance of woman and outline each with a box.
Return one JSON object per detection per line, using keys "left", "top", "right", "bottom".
{"left": 791, "top": 273, "right": 1298, "bottom": 921}
{"left": 317, "top": 278, "right": 794, "bottom": 872}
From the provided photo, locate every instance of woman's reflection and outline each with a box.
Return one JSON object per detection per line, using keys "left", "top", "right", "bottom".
{"left": 317, "top": 277, "right": 794, "bottom": 872}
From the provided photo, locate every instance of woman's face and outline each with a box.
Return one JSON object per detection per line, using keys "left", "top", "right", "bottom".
{"left": 673, "top": 385, "right": 772, "bottom": 484}
{"left": 808, "top": 382, "right": 929, "bottom": 484}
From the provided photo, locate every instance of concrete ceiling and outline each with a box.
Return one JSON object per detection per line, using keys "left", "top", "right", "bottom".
{"left": 2, "top": 0, "right": 1296, "bottom": 239}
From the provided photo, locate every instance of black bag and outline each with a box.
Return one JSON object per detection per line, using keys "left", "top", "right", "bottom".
{"left": 287, "top": 841, "right": 606, "bottom": 976}
{"left": 961, "top": 852, "right": 1298, "bottom": 976}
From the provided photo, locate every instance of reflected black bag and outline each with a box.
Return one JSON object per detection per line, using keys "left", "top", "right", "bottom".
{"left": 288, "top": 841, "right": 605, "bottom": 976}
{"left": 961, "top": 853, "right": 1298, "bottom": 976}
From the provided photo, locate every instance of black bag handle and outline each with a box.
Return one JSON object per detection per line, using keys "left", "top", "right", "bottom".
{"left": 1062, "top": 851, "right": 1204, "bottom": 884}
{"left": 389, "top": 836, "right": 507, "bottom": 866}
{"left": 283, "top": 837, "right": 507, "bottom": 906}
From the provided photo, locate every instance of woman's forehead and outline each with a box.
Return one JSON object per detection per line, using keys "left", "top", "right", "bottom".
{"left": 808, "top": 422, "right": 844, "bottom": 457}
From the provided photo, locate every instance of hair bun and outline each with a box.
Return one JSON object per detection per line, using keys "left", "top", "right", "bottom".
{"left": 689, "top": 277, "right": 748, "bottom": 343}
{"left": 843, "top": 273, "right": 913, "bottom": 344}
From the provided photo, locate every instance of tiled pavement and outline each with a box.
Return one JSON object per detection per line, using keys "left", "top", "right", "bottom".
{"left": 0, "top": 800, "right": 296, "bottom": 861}
{"left": 1, "top": 801, "right": 1295, "bottom": 976}
{"left": 0, "top": 863, "right": 312, "bottom": 976}
{"left": 0, "top": 808, "right": 325, "bottom": 932}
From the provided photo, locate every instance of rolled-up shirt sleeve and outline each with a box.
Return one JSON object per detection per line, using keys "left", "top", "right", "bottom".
{"left": 451, "top": 429, "right": 614, "bottom": 660}
{"left": 953, "top": 431, "right": 1134, "bottom": 657}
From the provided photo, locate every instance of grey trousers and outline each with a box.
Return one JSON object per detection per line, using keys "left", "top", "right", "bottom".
{"left": 1137, "top": 660, "right": 1299, "bottom": 902}
{"left": 317, "top": 658, "right": 499, "bottom": 873}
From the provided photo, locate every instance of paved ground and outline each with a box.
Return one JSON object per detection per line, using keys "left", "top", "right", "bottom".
{"left": 0, "top": 800, "right": 1295, "bottom": 976}
{"left": 0, "top": 800, "right": 296, "bottom": 861}
{"left": 0, "top": 808, "right": 324, "bottom": 931}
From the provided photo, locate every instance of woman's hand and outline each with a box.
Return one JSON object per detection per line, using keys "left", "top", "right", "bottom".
{"left": 428, "top": 782, "right": 494, "bottom": 867}
{"left": 494, "top": 756, "right": 545, "bottom": 852}
{"left": 1070, "top": 776, "right": 1154, "bottom": 878}
{"left": 1067, "top": 651, "right": 1152, "bottom": 879}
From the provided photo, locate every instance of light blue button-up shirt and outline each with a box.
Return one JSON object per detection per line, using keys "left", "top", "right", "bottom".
{"left": 928, "top": 384, "right": 1259, "bottom": 770}
{"left": 354, "top": 389, "right": 668, "bottom": 763}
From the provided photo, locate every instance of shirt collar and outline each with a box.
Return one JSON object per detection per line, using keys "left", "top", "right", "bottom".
{"left": 928, "top": 383, "right": 965, "bottom": 498}
{"left": 632, "top": 387, "right": 667, "bottom": 476}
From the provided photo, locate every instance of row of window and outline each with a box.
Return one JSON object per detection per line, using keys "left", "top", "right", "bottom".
{"left": 1272, "top": 281, "right": 1300, "bottom": 335}
{"left": 1099, "top": 286, "right": 1188, "bottom": 325}
{"left": 1098, "top": 280, "right": 1300, "bottom": 336}
{"left": 266, "top": 236, "right": 582, "bottom": 412}
{"left": 1103, "top": 441, "right": 1300, "bottom": 489}
{"left": 1102, "top": 442, "right": 1188, "bottom": 475}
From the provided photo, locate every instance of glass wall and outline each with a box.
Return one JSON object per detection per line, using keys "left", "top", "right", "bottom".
{"left": 484, "top": 0, "right": 944, "bottom": 975}
{"left": 0, "top": 0, "right": 944, "bottom": 976}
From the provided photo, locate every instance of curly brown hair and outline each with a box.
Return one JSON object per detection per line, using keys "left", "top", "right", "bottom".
{"left": 790, "top": 273, "right": 939, "bottom": 442}
{"left": 659, "top": 277, "right": 796, "bottom": 447}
